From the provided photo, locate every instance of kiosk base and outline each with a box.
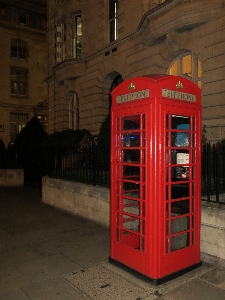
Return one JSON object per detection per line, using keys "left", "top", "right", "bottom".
{"left": 108, "top": 257, "right": 202, "bottom": 286}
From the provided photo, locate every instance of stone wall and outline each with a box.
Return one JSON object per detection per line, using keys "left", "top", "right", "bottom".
{"left": 0, "top": 169, "right": 24, "bottom": 187}
{"left": 42, "top": 176, "right": 109, "bottom": 227}
{"left": 201, "top": 203, "right": 225, "bottom": 268}
{"left": 42, "top": 176, "right": 225, "bottom": 267}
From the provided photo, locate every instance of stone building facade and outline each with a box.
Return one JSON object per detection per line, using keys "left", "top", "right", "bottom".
{"left": 0, "top": 0, "right": 47, "bottom": 146}
{"left": 47, "top": 0, "right": 225, "bottom": 143}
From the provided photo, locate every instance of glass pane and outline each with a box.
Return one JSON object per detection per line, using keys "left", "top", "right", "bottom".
{"left": 11, "top": 82, "right": 17, "bottom": 94}
{"left": 123, "top": 166, "right": 140, "bottom": 181}
{"left": 76, "top": 36, "right": 82, "bottom": 58}
{"left": 11, "top": 69, "right": 18, "bottom": 80}
{"left": 182, "top": 55, "right": 191, "bottom": 76}
{"left": 76, "top": 16, "right": 82, "bottom": 36}
{"left": 19, "top": 83, "right": 26, "bottom": 95}
{"left": 123, "top": 182, "right": 140, "bottom": 198}
{"left": 123, "top": 198, "right": 140, "bottom": 216}
{"left": 123, "top": 133, "right": 140, "bottom": 147}
{"left": 171, "top": 216, "right": 189, "bottom": 234}
{"left": 123, "top": 115, "right": 140, "bottom": 130}
{"left": 171, "top": 184, "right": 189, "bottom": 199}
{"left": 171, "top": 115, "right": 190, "bottom": 130}
{"left": 11, "top": 47, "right": 17, "bottom": 58}
{"left": 19, "top": 10, "right": 27, "bottom": 24}
{"left": 174, "top": 132, "right": 190, "bottom": 147}
{"left": 170, "top": 60, "right": 177, "bottom": 75}
{"left": 123, "top": 149, "right": 140, "bottom": 163}
{"left": 173, "top": 166, "right": 189, "bottom": 180}
{"left": 123, "top": 214, "right": 140, "bottom": 232}
{"left": 171, "top": 200, "right": 190, "bottom": 215}
{"left": 171, "top": 233, "right": 190, "bottom": 251}
{"left": 10, "top": 114, "right": 17, "bottom": 122}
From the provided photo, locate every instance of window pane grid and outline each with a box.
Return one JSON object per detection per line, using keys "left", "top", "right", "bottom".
{"left": 11, "top": 69, "right": 27, "bottom": 96}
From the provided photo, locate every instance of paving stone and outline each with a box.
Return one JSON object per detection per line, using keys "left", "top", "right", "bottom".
{"left": 0, "top": 288, "right": 30, "bottom": 300}
{"left": 16, "top": 253, "right": 80, "bottom": 283}
{"left": 22, "top": 277, "right": 90, "bottom": 300}
{"left": 163, "top": 278, "right": 225, "bottom": 300}
{"left": 64, "top": 265, "right": 157, "bottom": 300}
{"left": 0, "top": 266, "right": 31, "bottom": 293}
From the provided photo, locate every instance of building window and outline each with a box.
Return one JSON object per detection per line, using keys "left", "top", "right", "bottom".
{"left": 11, "top": 39, "right": 27, "bottom": 59}
{"left": 10, "top": 113, "right": 27, "bottom": 142}
{"left": 10, "top": 7, "right": 17, "bottom": 23}
{"left": 9, "top": 7, "right": 27, "bottom": 25}
{"left": 169, "top": 52, "right": 202, "bottom": 88}
{"left": 69, "top": 93, "right": 79, "bottom": 130}
{"left": 109, "top": 0, "right": 118, "bottom": 42}
{"left": 73, "top": 15, "right": 82, "bottom": 58}
{"left": 19, "top": 10, "right": 27, "bottom": 24}
{"left": 56, "top": 23, "right": 66, "bottom": 62}
{"left": 11, "top": 68, "right": 27, "bottom": 96}
{"left": 37, "top": 115, "right": 48, "bottom": 132}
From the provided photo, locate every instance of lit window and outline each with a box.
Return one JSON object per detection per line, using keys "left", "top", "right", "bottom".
{"left": 69, "top": 93, "right": 79, "bottom": 130}
{"left": 11, "top": 68, "right": 27, "bottom": 96}
{"left": 169, "top": 52, "right": 202, "bottom": 88}
{"left": 11, "top": 39, "right": 27, "bottom": 59}
{"left": 37, "top": 115, "right": 48, "bottom": 132}
{"left": 56, "top": 23, "right": 66, "bottom": 62}
{"left": 109, "top": 0, "right": 118, "bottom": 42}
{"left": 73, "top": 15, "right": 82, "bottom": 58}
{"left": 10, "top": 113, "right": 27, "bottom": 142}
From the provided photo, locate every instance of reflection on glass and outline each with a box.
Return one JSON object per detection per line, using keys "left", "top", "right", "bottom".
{"left": 123, "top": 133, "right": 140, "bottom": 147}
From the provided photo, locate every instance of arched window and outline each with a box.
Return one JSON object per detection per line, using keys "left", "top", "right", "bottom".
{"left": 169, "top": 52, "right": 202, "bottom": 88}
{"left": 69, "top": 93, "right": 79, "bottom": 130}
{"left": 11, "top": 39, "right": 27, "bottom": 59}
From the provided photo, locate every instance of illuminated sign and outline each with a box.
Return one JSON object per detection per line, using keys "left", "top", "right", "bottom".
{"left": 116, "top": 89, "right": 150, "bottom": 104}
{"left": 162, "top": 89, "right": 196, "bottom": 102}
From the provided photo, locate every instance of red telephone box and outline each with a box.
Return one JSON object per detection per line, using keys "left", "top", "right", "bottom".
{"left": 109, "top": 75, "right": 202, "bottom": 284}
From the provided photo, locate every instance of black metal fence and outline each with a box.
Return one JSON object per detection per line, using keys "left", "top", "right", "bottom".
{"left": 202, "top": 142, "right": 225, "bottom": 204}
{"left": 45, "top": 142, "right": 110, "bottom": 188}
{"left": 1, "top": 139, "right": 225, "bottom": 204}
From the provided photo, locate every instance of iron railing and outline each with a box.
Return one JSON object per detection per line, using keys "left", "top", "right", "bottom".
{"left": 45, "top": 142, "right": 110, "bottom": 188}
{"left": 202, "top": 142, "right": 225, "bottom": 204}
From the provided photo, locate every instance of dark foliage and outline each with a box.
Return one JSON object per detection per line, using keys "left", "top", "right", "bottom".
{"left": 14, "top": 117, "right": 47, "bottom": 186}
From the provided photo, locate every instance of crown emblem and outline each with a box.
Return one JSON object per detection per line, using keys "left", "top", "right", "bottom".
{"left": 128, "top": 82, "right": 135, "bottom": 90}
{"left": 176, "top": 81, "right": 183, "bottom": 89}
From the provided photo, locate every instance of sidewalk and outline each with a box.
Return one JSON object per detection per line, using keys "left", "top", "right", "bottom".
{"left": 0, "top": 186, "right": 225, "bottom": 300}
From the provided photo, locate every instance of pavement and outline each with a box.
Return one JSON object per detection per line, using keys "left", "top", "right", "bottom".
{"left": 0, "top": 186, "right": 225, "bottom": 300}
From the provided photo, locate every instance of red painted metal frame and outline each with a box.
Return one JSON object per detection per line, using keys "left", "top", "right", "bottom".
{"left": 110, "top": 75, "right": 202, "bottom": 281}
